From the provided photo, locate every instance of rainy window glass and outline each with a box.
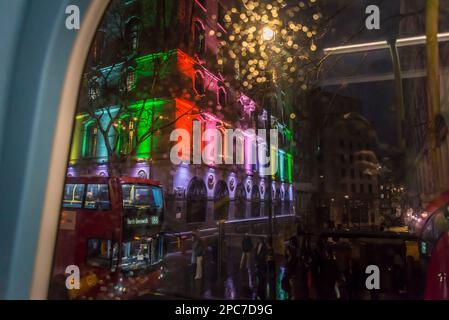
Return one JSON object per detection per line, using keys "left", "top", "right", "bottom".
{"left": 49, "top": 0, "right": 449, "bottom": 301}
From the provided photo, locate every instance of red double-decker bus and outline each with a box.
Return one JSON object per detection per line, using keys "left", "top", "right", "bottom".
{"left": 49, "top": 176, "right": 165, "bottom": 300}
{"left": 417, "top": 191, "right": 449, "bottom": 299}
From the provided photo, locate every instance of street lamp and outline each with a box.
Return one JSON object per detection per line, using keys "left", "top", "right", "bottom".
{"left": 261, "top": 24, "right": 276, "bottom": 300}
{"left": 262, "top": 26, "right": 275, "bottom": 41}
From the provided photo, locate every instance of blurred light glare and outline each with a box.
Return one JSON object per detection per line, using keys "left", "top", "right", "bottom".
{"left": 262, "top": 26, "right": 275, "bottom": 41}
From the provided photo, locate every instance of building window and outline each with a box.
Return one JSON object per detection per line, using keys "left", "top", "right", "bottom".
{"left": 368, "top": 184, "right": 373, "bottom": 194}
{"left": 350, "top": 169, "right": 355, "bottom": 179}
{"left": 351, "top": 183, "right": 356, "bottom": 193}
{"left": 84, "top": 124, "right": 98, "bottom": 158}
{"left": 217, "top": 87, "right": 226, "bottom": 110}
{"left": 341, "top": 169, "right": 346, "bottom": 178}
{"left": 194, "top": 71, "right": 205, "bottom": 96}
{"left": 194, "top": 20, "right": 206, "bottom": 60}
{"left": 88, "top": 80, "right": 100, "bottom": 100}
{"left": 349, "top": 155, "right": 354, "bottom": 163}
{"left": 340, "top": 140, "right": 344, "bottom": 148}
{"left": 91, "top": 31, "right": 105, "bottom": 63}
{"left": 126, "top": 71, "right": 136, "bottom": 92}
{"left": 340, "top": 154, "right": 345, "bottom": 163}
{"left": 126, "top": 18, "right": 140, "bottom": 52}
{"left": 360, "top": 184, "right": 364, "bottom": 194}
{"left": 119, "top": 119, "right": 135, "bottom": 154}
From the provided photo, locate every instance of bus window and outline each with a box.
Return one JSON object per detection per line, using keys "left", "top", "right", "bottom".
{"left": 85, "top": 184, "right": 111, "bottom": 210}
{"left": 121, "top": 240, "right": 150, "bottom": 271}
{"left": 63, "top": 184, "right": 85, "bottom": 208}
{"left": 86, "top": 239, "right": 117, "bottom": 270}
{"left": 120, "top": 237, "right": 164, "bottom": 272}
{"left": 122, "top": 184, "right": 163, "bottom": 214}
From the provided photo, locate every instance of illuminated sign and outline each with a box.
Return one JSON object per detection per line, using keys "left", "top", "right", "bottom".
{"left": 126, "top": 216, "right": 159, "bottom": 226}
{"left": 420, "top": 242, "right": 427, "bottom": 255}
{"left": 151, "top": 216, "right": 159, "bottom": 225}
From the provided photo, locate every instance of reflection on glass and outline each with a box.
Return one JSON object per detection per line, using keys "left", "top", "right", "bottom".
{"left": 85, "top": 184, "right": 111, "bottom": 210}
{"left": 63, "top": 184, "right": 85, "bottom": 208}
{"left": 122, "top": 184, "right": 163, "bottom": 214}
{"left": 87, "top": 239, "right": 117, "bottom": 269}
{"left": 120, "top": 237, "right": 164, "bottom": 272}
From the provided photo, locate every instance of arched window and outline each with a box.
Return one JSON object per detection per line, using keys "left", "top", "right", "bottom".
{"left": 83, "top": 123, "right": 98, "bottom": 158}
{"left": 194, "top": 20, "right": 205, "bottom": 60}
{"left": 186, "top": 177, "right": 207, "bottom": 223}
{"left": 235, "top": 183, "right": 246, "bottom": 220}
{"left": 251, "top": 185, "right": 260, "bottom": 217}
{"left": 214, "top": 180, "right": 229, "bottom": 220}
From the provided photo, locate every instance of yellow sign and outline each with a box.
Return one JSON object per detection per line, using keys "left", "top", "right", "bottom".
{"left": 68, "top": 272, "right": 98, "bottom": 300}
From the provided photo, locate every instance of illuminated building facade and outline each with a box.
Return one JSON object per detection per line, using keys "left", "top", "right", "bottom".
{"left": 66, "top": 0, "right": 297, "bottom": 231}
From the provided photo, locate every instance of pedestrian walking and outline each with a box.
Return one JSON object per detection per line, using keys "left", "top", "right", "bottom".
{"left": 317, "top": 248, "right": 338, "bottom": 299}
{"left": 240, "top": 233, "right": 253, "bottom": 270}
{"left": 255, "top": 237, "right": 268, "bottom": 300}
{"left": 283, "top": 238, "right": 298, "bottom": 299}
{"left": 191, "top": 232, "right": 205, "bottom": 280}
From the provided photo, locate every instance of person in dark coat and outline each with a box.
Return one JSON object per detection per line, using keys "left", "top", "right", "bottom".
{"left": 346, "top": 258, "right": 362, "bottom": 299}
{"left": 191, "top": 233, "right": 205, "bottom": 280}
{"left": 240, "top": 233, "right": 253, "bottom": 270}
{"left": 283, "top": 240, "right": 299, "bottom": 299}
{"left": 255, "top": 237, "right": 268, "bottom": 299}
{"left": 317, "top": 248, "right": 338, "bottom": 299}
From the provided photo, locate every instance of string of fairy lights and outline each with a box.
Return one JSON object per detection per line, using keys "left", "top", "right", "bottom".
{"left": 215, "top": 0, "right": 322, "bottom": 93}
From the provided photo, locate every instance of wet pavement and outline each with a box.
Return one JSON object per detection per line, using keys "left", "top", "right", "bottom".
{"left": 155, "top": 241, "right": 285, "bottom": 300}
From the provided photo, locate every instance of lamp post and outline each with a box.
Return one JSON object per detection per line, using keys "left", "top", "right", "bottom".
{"left": 261, "top": 26, "right": 277, "bottom": 300}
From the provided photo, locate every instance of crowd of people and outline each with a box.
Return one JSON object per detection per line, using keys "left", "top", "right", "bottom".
{"left": 187, "top": 230, "right": 425, "bottom": 300}
{"left": 281, "top": 234, "right": 425, "bottom": 300}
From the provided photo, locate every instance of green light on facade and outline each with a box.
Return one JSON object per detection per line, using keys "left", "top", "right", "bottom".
{"left": 284, "top": 128, "right": 293, "bottom": 142}
{"left": 135, "top": 50, "right": 176, "bottom": 79}
{"left": 279, "top": 150, "right": 285, "bottom": 181}
{"left": 287, "top": 153, "right": 293, "bottom": 183}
